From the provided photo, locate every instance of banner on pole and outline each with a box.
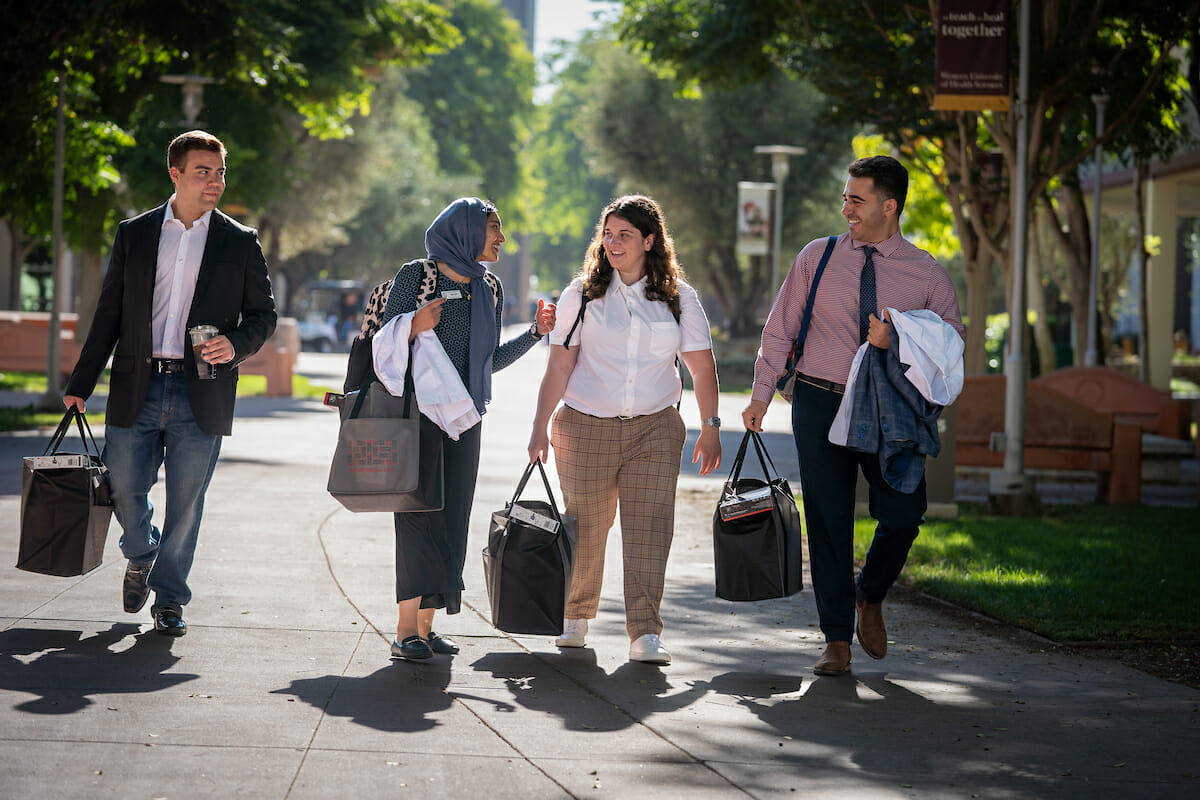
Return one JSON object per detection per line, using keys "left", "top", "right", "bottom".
{"left": 736, "top": 182, "right": 774, "bottom": 256}
{"left": 933, "top": 0, "right": 1010, "bottom": 111}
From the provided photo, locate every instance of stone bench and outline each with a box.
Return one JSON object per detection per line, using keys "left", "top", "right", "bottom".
{"left": 238, "top": 317, "right": 299, "bottom": 397}
{"left": 0, "top": 311, "right": 83, "bottom": 379}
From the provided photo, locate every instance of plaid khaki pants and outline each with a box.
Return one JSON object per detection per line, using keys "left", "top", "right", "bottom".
{"left": 550, "top": 405, "right": 687, "bottom": 639}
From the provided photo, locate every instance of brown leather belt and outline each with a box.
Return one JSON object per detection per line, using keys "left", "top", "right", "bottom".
{"left": 796, "top": 372, "right": 845, "bottom": 394}
{"left": 151, "top": 358, "right": 187, "bottom": 374}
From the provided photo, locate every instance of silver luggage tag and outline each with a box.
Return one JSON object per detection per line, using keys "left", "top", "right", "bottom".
{"left": 508, "top": 503, "right": 560, "bottom": 533}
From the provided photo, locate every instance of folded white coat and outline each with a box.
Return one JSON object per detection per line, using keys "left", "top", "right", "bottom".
{"left": 371, "top": 312, "right": 481, "bottom": 440}
{"left": 888, "top": 307, "right": 965, "bottom": 407}
{"left": 828, "top": 307, "right": 964, "bottom": 446}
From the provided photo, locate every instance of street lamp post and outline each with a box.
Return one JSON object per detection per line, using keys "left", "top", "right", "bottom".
{"left": 754, "top": 145, "right": 806, "bottom": 293}
{"left": 1085, "top": 93, "right": 1108, "bottom": 367}
{"left": 160, "top": 74, "right": 214, "bottom": 126}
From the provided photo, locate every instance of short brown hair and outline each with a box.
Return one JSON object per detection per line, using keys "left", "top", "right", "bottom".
{"left": 167, "top": 130, "right": 227, "bottom": 170}
{"left": 848, "top": 155, "right": 908, "bottom": 216}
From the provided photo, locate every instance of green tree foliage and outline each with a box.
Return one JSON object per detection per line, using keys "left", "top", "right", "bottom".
{"left": 523, "top": 33, "right": 621, "bottom": 292}
{"left": 403, "top": 0, "right": 536, "bottom": 226}
{"left": 615, "top": 0, "right": 1198, "bottom": 372}
{"left": 278, "top": 69, "right": 481, "bottom": 307}
{"left": 567, "top": 36, "right": 852, "bottom": 336}
{"left": 0, "top": 0, "right": 456, "bottom": 255}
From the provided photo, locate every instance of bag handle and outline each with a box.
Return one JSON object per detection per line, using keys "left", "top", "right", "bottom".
{"left": 510, "top": 459, "right": 566, "bottom": 529}
{"left": 725, "top": 430, "right": 782, "bottom": 490}
{"left": 347, "top": 342, "right": 416, "bottom": 420}
{"left": 42, "top": 408, "right": 104, "bottom": 460}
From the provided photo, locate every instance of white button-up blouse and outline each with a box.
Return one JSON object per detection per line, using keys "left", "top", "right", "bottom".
{"left": 548, "top": 275, "right": 713, "bottom": 418}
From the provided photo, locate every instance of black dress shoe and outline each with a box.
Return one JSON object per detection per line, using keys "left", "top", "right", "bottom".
{"left": 390, "top": 635, "right": 433, "bottom": 660}
{"left": 123, "top": 562, "right": 152, "bottom": 613}
{"left": 153, "top": 606, "right": 187, "bottom": 636}
{"left": 427, "top": 631, "right": 459, "bottom": 655}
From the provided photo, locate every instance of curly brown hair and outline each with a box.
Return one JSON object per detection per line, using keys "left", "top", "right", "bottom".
{"left": 579, "top": 195, "right": 684, "bottom": 320}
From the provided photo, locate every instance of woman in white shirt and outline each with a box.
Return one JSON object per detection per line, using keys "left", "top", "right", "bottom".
{"left": 527, "top": 195, "right": 722, "bottom": 665}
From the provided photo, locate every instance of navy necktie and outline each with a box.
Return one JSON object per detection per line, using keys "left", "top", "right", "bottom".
{"left": 859, "top": 246, "right": 876, "bottom": 344}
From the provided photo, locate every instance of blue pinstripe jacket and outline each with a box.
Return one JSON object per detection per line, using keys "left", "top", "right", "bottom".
{"left": 842, "top": 326, "right": 943, "bottom": 494}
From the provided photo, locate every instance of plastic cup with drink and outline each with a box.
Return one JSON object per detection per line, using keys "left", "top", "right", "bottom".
{"left": 188, "top": 325, "right": 220, "bottom": 380}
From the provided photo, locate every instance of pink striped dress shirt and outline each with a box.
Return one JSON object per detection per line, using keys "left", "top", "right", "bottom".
{"left": 751, "top": 231, "right": 964, "bottom": 405}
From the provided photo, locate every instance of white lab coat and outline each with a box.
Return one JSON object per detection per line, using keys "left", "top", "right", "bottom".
{"left": 829, "top": 307, "right": 964, "bottom": 446}
{"left": 371, "top": 312, "right": 481, "bottom": 440}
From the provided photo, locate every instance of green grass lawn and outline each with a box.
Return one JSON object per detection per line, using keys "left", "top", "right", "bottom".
{"left": 0, "top": 370, "right": 329, "bottom": 432}
{"left": 856, "top": 504, "right": 1200, "bottom": 642}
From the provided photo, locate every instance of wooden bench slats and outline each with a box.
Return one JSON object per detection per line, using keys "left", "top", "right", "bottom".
{"left": 956, "top": 374, "right": 1142, "bottom": 504}
{"left": 1036, "top": 366, "right": 1192, "bottom": 440}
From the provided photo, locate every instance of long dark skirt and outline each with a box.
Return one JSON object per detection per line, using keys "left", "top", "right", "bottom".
{"left": 393, "top": 420, "right": 482, "bottom": 614}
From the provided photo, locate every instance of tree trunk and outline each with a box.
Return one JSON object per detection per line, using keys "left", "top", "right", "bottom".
{"left": 1133, "top": 159, "right": 1150, "bottom": 383}
{"left": 961, "top": 249, "right": 992, "bottom": 375}
{"left": 4, "top": 219, "right": 39, "bottom": 311}
{"left": 1059, "top": 182, "right": 1093, "bottom": 366}
{"left": 1029, "top": 207, "right": 1056, "bottom": 375}
{"left": 73, "top": 249, "right": 103, "bottom": 339}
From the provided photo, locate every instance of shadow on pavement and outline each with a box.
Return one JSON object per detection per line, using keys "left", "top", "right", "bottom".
{"left": 0, "top": 623, "right": 195, "bottom": 714}
{"left": 469, "top": 648, "right": 710, "bottom": 731}
{"left": 271, "top": 659, "right": 516, "bottom": 733}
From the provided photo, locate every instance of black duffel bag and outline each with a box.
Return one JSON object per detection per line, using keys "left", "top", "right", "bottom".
{"left": 713, "top": 430, "right": 804, "bottom": 601}
{"left": 482, "top": 460, "right": 577, "bottom": 635}
{"left": 18, "top": 409, "right": 114, "bottom": 577}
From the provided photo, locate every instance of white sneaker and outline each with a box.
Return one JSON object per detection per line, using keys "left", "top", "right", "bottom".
{"left": 629, "top": 633, "right": 671, "bottom": 665}
{"left": 555, "top": 618, "right": 588, "bottom": 648}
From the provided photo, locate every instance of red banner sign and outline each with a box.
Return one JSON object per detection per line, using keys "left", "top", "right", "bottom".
{"left": 933, "top": 0, "right": 1010, "bottom": 111}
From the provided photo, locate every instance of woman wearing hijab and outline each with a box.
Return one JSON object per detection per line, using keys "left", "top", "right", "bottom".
{"left": 527, "top": 195, "right": 721, "bottom": 665}
{"left": 381, "top": 197, "right": 556, "bottom": 660}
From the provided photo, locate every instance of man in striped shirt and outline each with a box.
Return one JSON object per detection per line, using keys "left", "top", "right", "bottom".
{"left": 742, "top": 156, "right": 965, "bottom": 677}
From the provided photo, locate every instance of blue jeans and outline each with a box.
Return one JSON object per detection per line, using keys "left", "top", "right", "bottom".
{"left": 791, "top": 380, "right": 926, "bottom": 642}
{"left": 102, "top": 372, "right": 222, "bottom": 611}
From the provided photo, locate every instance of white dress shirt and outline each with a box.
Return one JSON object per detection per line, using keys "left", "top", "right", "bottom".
{"left": 548, "top": 276, "right": 713, "bottom": 418}
{"left": 152, "top": 195, "right": 212, "bottom": 359}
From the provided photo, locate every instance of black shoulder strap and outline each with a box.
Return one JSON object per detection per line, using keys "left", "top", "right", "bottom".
{"left": 562, "top": 292, "right": 591, "bottom": 347}
{"left": 793, "top": 235, "right": 838, "bottom": 358}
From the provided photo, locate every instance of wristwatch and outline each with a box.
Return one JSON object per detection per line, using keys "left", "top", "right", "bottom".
{"left": 529, "top": 320, "right": 543, "bottom": 340}
{"left": 703, "top": 416, "right": 721, "bottom": 429}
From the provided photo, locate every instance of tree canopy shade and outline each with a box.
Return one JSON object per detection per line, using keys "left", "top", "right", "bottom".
{"left": 616, "top": 0, "right": 1200, "bottom": 373}
{"left": 523, "top": 32, "right": 621, "bottom": 292}
{"left": 0, "top": 0, "right": 457, "bottom": 255}
{"left": 560, "top": 34, "right": 852, "bottom": 336}
{"left": 402, "top": 0, "right": 536, "bottom": 228}
{"left": 268, "top": 68, "right": 481, "bottom": 306}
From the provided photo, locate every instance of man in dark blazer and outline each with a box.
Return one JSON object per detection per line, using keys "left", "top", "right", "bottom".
{"left": 65, "top": 130, "right": 276, "bottom": 636}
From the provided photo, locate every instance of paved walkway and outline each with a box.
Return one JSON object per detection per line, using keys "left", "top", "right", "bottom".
{"left": 1, "top": 350, "right": 1197, "bottom": 798}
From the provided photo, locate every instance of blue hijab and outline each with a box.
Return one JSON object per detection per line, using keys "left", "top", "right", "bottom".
{"left": 425, "top": 197, "right": 498, "bottom": 414}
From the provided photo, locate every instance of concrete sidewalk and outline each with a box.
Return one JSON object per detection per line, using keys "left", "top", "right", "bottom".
{"left": 1, "top": 351, "right": 1197, "bottom": 798}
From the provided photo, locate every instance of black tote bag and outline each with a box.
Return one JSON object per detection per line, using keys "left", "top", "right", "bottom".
{"left": 712, "top": 430, "right": 804, "bottom": 601}
{"left": 327, "top": 362, "right": 444, "bottom": 512}
{"left": 482, "top": 460, "right": 578, "bottom": 635}
{"left": 18, "top": 409, "right": 114, "bottom": 577}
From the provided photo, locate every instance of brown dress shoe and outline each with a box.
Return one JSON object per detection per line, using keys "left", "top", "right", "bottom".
{"left": 813, "top": 641, "right": 852, "bottom": 676}
{"left": 856, "top": 594, "right": 887, "bottom": 660}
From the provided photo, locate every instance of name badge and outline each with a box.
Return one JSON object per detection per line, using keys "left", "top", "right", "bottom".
{"left": 441, "top": 289, "right": 463, "bottom": 300}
